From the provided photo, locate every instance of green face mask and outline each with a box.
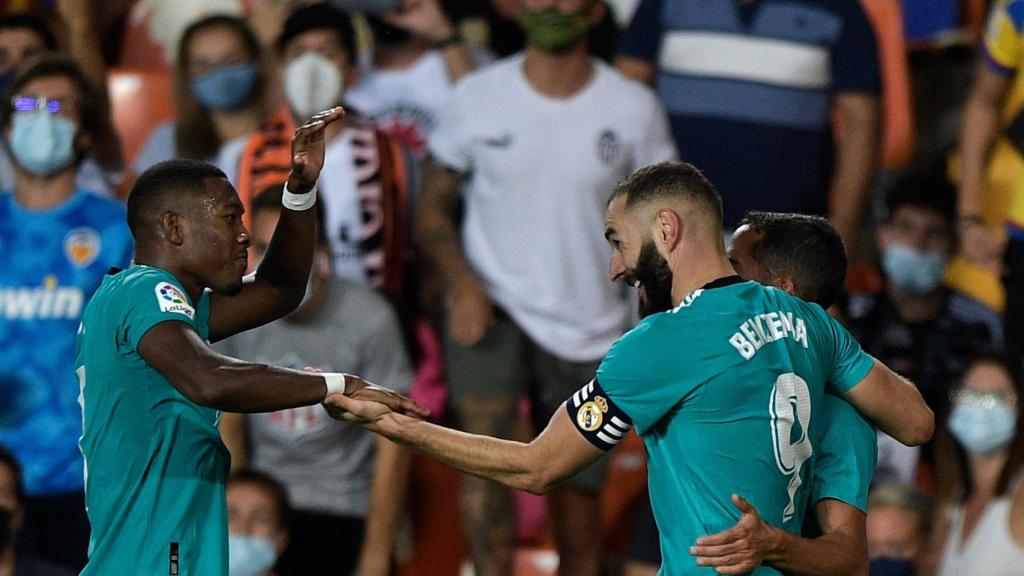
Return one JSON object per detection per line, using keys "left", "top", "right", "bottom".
{"left": 519, "top": 8, "right": 591, "bottom": 53}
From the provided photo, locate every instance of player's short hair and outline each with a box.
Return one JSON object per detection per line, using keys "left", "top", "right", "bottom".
{"left": 738, "top": 211, "right": 847, "bottom": 309}
{"left": 0, "top": 54, "right": 103, "bottom": 141}
{"left": 278, "top": 3, "right": 358, "bottom": 66}
{"left": 883, "top": 168, "right": 956, "bottom": 226}
{"left": 609, "top": 161, "right": 723, "bottom": 228}
{"left": 228, "top": 468, "right": 292, "bottom": 529}
{"left": 0, "top": 14, "right": 57, "bottom": 52}
{"left": 868, "top": 484, "right": 934, "bottom": 539}
{"left": 0, "top": 444, "right": 25, "bottom": 505}
{"left": 127, "top": 159, "right": 228, "bottom": 239}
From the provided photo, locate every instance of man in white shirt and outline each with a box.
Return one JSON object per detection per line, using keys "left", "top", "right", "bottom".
{"left": 417, "top": 0, "right": 676, "bottom": 573}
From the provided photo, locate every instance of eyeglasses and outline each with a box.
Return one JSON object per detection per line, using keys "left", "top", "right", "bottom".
{"left": 10, "top": 95, "right": 79, "bottom": 114}
{"left": 950, "top": 388, "right": 1018, "bottom": 409}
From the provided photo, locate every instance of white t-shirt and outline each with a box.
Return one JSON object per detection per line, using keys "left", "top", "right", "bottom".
{"left": 429, "top": 54, "right": 677, "bottom": 361}
{"left": 346, "top": 51, "right": 453, "bottom": 159}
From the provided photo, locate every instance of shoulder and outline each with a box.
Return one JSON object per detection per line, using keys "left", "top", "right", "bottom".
{"left": 594, "top": 61, "right": 664, "bottom": 110}
{"left": 453, "top": 54, "right": 522, "bottom": 95}
{"left": 946, "top": 292, "right": 1003, "bottom": 326}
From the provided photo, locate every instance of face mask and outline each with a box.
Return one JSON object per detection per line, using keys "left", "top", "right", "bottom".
{"left": 8, "top": 110, "right": 77, "bottom": 176}
{"left": 881, "top": 243, "right": 946, "bottom": 294}
{"left": 948, "top": 402, "right": 1017, "bottom": 455}
{"left": 869, "top": 557, "right": 916, "bottom": 576}
{"left": 191, "top": 63, "right": 259, "bottom": 111}
{"left": 284, "top": 52, "right": 343, "bottom": 120}
{"left": 0, "top": 507, "right": 12, "bottom": 551}
{"left": 519, "top": 8, "right": 591, "bottom": 53}
{"left": 228, "top": 533, "right": 277, "bottom": 576}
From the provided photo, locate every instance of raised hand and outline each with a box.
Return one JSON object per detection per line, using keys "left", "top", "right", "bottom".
{"left": 690, "top": 494, "right": 779, "bottom": 574}
{"left": 382, "top": 0, "right": 455, "bottom": 43}
{"left": 288, "top": 106, "right": 346, "bottom": 194}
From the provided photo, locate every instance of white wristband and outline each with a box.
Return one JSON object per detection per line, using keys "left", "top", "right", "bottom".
{"left": 282, "top": 181, "right": 318, "bottom": 211}
{"left": 322, "top": 372, "right": 347, "bottom": 398}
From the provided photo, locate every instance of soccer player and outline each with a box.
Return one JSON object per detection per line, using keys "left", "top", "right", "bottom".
{"left": 325, "top": 162, "right": 933, "bottom": 575}
{"left": 75, "top": 107, "right": 425, "bottom": 576}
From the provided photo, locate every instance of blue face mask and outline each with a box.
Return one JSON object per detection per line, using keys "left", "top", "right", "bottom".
{"left": 191, "top": 62, "right": 258, "bottom": 111}
{"left": 228, "top": 533, "right": 277, "bottom": 576}
{"left": 948, "top": 402, "right": 1018, "bottom": 455}
{"left": 869, "top": 557, "right": 916, "bottom": 576}
{"left": 881, "top": 243, "right": 946, "bottom": 294}
{"left": 8, "top": 110, "right": 78, "bottom": 176}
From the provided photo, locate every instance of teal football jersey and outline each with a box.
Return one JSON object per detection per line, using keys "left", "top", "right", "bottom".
{"left": 76, "top": 266, "right": 229, "bottom": 576}
{"left": 596, "top": 278, "right": 873, "bottom": 575}
{"left": 812, "top": 395, "right": 877, "bottom": 512}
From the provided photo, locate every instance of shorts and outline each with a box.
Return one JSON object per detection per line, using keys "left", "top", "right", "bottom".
{"left": 444, "top": 308, "right": 610, "bottom": 491}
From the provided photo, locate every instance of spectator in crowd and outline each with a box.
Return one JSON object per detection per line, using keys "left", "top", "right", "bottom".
{"left": 933, "top": 355, "right": 1024, "bottom": 575}
{"left": 0, "top": 8, "right": 122, "bottom": 197}
{"left": 615, "top": 0, "right": 881, "bottom": 246}
{"left": 225, "top": 3, "right": 416, "bottom": 308}
{"left": 958, "top": 0, "right": 1024, "bottom": 378}
{"left": 417, "top": 0, "right": 676, "bottom": 572}
{"left": 133, "top": 15, "right": 272, "bottom": 176}
{"left": 847, "top": 169, "right": 1003, "bottom": 485}
{"left": 0, "top": 445, "right": 75, "bottom": 576}
{"left": 0, "top": 55, "right": 134, "bottom": 571}
{"left": 226, "top": 470, "right": 291, "bottom": 576}
{"left": 866, "top": 484, "right": 933, "bottom": 576}
{"left": 346, "top": 0, "right": 475, "bottom": 159}
{"left": 218, "top": 184, "right": 413, "bottom": 576}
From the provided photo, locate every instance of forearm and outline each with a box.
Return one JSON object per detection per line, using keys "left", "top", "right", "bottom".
{"left": 357, "top": 439, "right": 411, "bottom": 573}
{"left": 191, "top": 357, "right": 328, "bottom": 412}
{"left": 255, "top": 195, "right": 318, "bottom": 297}
{"left": 415, "top": 162, "right": 475, "bottom": 289}
{"left": 959, "top": 95, "right": 1002, "bottom": 216}
{"left": 377, "top": 413, "right": 548, "bottom": 493}
{"left": 829, "top": 96, "right": 879, "bottom": 246}
{"left": 764, "top": 529, "right": 867, "bottom": 576}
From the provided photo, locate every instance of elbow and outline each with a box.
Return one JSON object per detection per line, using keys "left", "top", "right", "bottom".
{"left": 176, "top": 371, "right": 222, "bottom": 407}
{"left": 911, "top": 407, "right": 936, "bottom": 446}
{"left": 519, "top": 467, "right": 562, "bottom": 495}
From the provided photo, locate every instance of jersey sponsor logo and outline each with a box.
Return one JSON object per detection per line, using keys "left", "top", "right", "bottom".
{"left": 596, "top": 129, "right": 622, "bottom": 166}
{"left": 0, "top": 275, "right": 84, "bottom": 320}
{"left": 155, "top": 282, "right": 195, "bottom": 319}
{"left": 63, "top": 227, "right": 101, "bottom": 268}
{"left": 729, "top": 311, "right": 808, "bottom": 360}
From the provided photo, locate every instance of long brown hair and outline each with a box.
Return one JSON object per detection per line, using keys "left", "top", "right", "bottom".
{"left": 174, "top": 15, "right": 266, "bottom": 161}
{"left": 934, "top": 354, "right": 1024, "bottom": 504}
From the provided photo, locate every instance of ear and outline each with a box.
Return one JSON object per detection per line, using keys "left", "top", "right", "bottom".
{"left": 652, "top": 208, "right": 681, "bottom": 252}
{"left": 160, "top": 211, "right": 186, "bottom": 246}
{"left": 775, "top": 276, "right": 797, "bottom": 297}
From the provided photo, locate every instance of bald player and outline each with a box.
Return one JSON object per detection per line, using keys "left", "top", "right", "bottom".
{"left": 75, "top": 107, "right": 425, "bottom": 576}
{"left": 324, "top": 162, "right": 932, "bottom": 575}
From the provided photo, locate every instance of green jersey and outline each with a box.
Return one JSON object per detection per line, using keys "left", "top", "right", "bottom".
{"left": 812, "top": 395, "right": 877, "bottom": 512}
{"left": 76, "top": 266, "right": 229, "bottom": 576}
{"left": 595, "top": 278, "right": 873, "bottom": 575}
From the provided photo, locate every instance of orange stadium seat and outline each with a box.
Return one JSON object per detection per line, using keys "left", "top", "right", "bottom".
{"left": 106, "top": 67, "right": 176, "bottom": 169}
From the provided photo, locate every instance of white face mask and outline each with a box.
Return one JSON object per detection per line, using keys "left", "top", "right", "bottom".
{"left": 284, "top": 52, "right": 343, "bottom": 120}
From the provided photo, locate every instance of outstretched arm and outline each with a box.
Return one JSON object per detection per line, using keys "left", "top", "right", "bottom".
{"left": 209, "top": 107, "right": 345, "bottom": 342}
{"left": 691, "top": 496, "right": 867, "bottom": 576}
{"left": 842, "top": 360, "right": 933, "bottom": 446}
{"left": 324, "top": 394, "right": 604, "bottom": 495}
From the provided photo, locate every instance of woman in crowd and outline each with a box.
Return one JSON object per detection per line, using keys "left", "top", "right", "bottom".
{"left": 933, "top": 354, "right": 1024, "bottom": 575}
{"left": 133, "top": 14, "right": 272, "bottom": 175}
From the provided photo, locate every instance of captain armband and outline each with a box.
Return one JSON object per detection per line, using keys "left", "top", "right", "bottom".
{"left": 565, "top": 379, "right": 633, "bottom": 451}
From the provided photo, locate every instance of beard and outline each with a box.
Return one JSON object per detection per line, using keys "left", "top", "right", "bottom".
{"left": 634, "top": 239, "right": 674, "bottom": 318}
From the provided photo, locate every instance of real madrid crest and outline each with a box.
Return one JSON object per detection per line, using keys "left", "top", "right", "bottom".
{"left": 64, "top": 227, "right": 101, "bottom": 268}
{"left": 577, "top": 395, "right": 610, "bottom": 432}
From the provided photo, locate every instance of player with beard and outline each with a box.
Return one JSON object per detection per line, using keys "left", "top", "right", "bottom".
{"left": 323, "top": 162, "right": 934, "bottom": 575}
{"left": 75, "top": 107, "right": 425, "bottom": 576}
{"left": 628, "top": 211, "right": 879, "bottom": 575}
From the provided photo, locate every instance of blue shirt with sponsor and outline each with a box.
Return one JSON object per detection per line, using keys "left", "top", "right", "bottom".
{"left": 619, "top": 0, "right": 880, "bottom": 228}
{"left": 0, "top": 190, "right": 133, "bottom": 496}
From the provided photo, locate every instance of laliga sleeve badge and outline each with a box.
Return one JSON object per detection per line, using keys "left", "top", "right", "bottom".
{"left": 577, "top": 397, "right": 608, "bottom": 432}
{"left": 64, "top": 228, "right": 101, "bottom": 268}
{"left": 155, "top": 282, "right": 195, "bottom": 319}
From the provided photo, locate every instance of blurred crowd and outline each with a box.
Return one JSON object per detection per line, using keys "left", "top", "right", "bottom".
{"left": 0, "top": 0, "right": 1021, "bottom": 575}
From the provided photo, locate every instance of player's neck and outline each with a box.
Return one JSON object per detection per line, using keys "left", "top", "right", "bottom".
{"left": 522, "top": 43, "right": 594, "bottom": 99}
{"left": 13, "top": 168, "right": 77, "bottom": 209}
{"left": 133, "top": 252, "right": 205, "bottom": 304}
{"left": 670, "top": 250, "right": 736, "bottom": 305}
{"left": 968, "top": 449, "right": 1009, "bottom": 498}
